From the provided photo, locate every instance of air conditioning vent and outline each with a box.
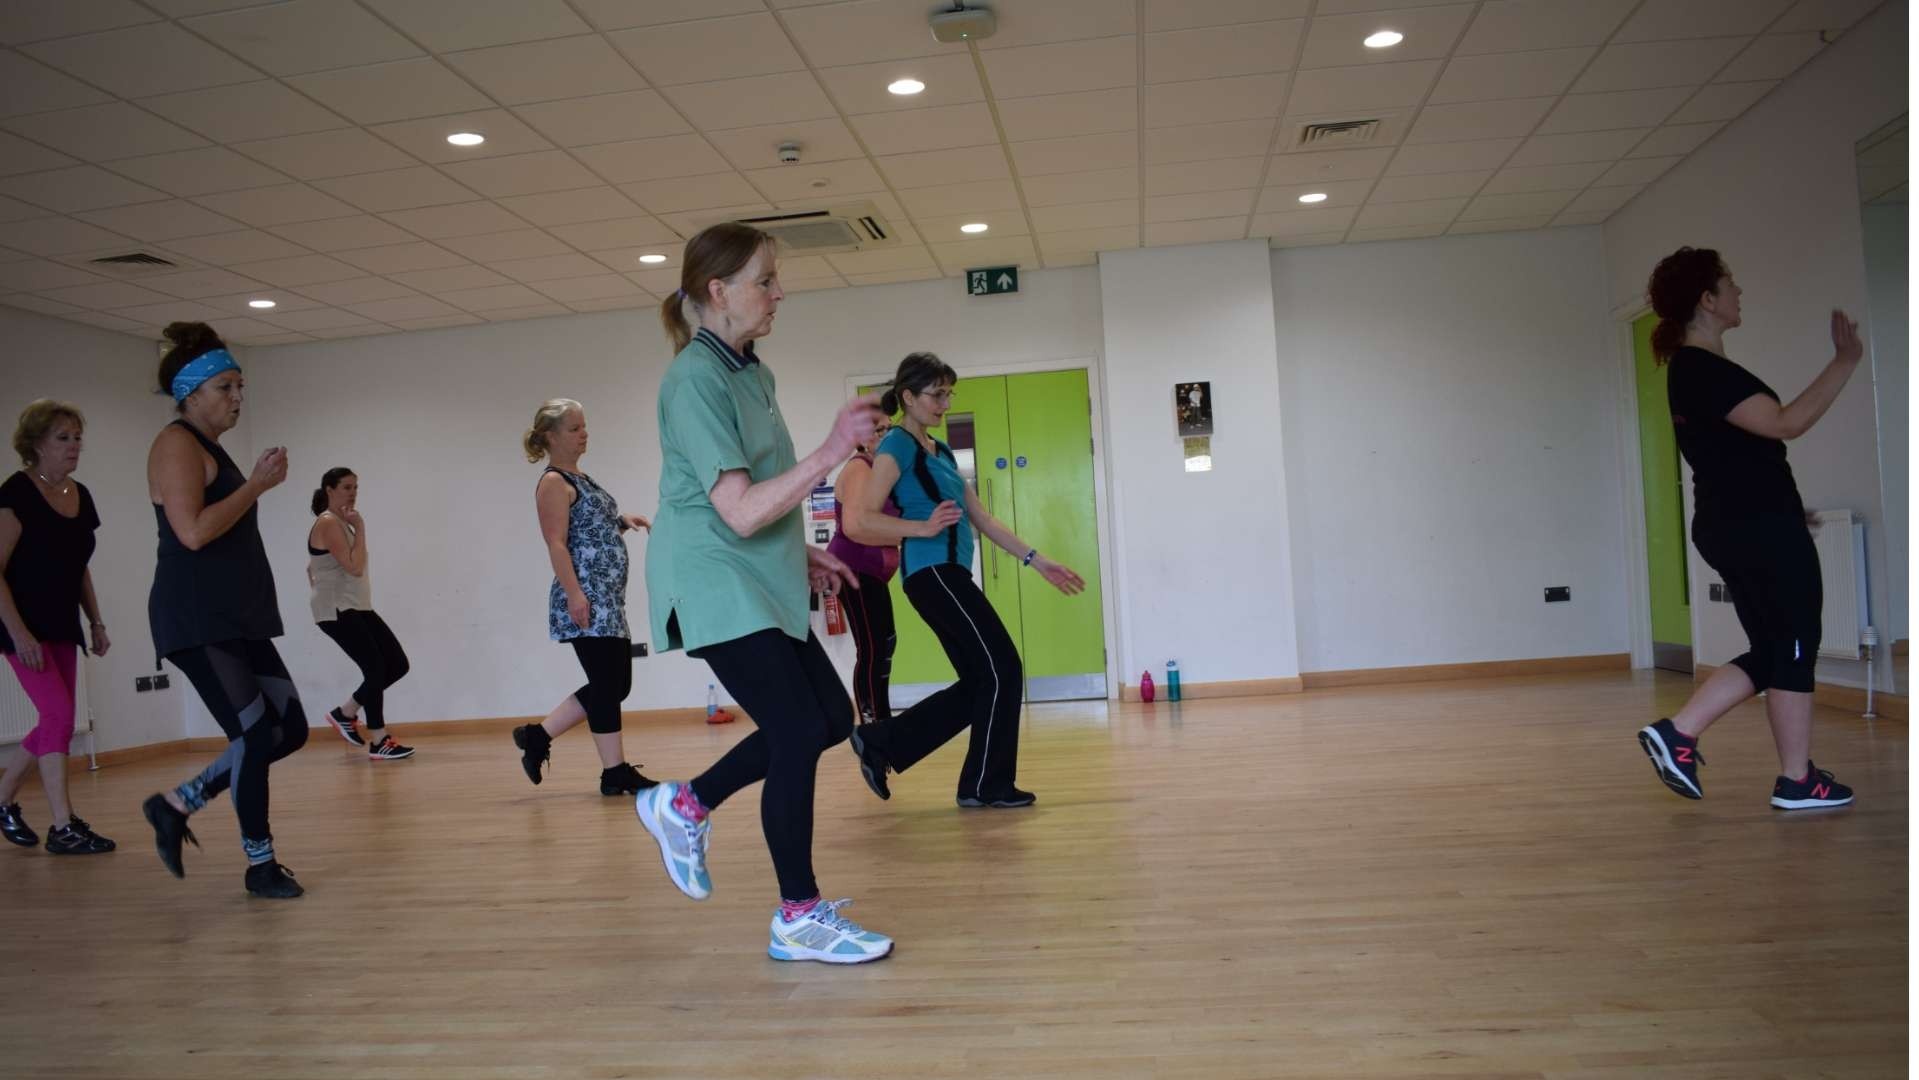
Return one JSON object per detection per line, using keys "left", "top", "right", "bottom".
{"left": 70, "top": 251, "right": 183, "bottom": 278}
{"left": 1295, "top": 119, "right": 1382, "bottom": 148}
{"left": 735, "top": 202, "right": 899, "bottom": 254}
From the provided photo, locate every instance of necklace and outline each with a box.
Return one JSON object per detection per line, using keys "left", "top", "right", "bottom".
{"left": 35, "top": 471, "right": 71, "bottom": 496}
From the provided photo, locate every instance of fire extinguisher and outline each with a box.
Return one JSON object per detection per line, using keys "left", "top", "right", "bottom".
{"left": 824, "top": 593, "right": 846, "bottom": 635}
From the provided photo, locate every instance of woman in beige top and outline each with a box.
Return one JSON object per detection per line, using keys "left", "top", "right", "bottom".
{"left": 309, "top": 467, "right": 413, "bottom": 760}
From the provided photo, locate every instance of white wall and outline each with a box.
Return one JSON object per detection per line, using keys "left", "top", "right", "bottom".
{"left": 1601, "top": 0, "right": 1907, "bottom": 688}
{"left": 1273, "top": 227, "right": 1631, "bottom": 672}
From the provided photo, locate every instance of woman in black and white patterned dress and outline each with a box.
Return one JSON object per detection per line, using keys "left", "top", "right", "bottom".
{"left": 511, "top": 398, "right": 656, "bottom": 797}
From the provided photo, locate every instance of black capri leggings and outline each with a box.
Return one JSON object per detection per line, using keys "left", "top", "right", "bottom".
{"left": 1692, "top": 513, "right": 1823, "bottom": 694}
{"left": 688, "top": 629, "right": 854, "bottom": 903}
{"left": 839, "top": 571, "right": 897, "bottom": 724}
{"left": 316, "top": 608, "right": 410, "bottom": 729}
{"left": 569, "top": 635, "right": 632, "bottom": 734}
{"left": 168, "top": 639, "right": 310, "bottom": 844}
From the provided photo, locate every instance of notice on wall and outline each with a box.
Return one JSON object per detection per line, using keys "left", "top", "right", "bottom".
{"left": 1184, "top": 437, "right": 1212, "bottom": 473}
{"left": 1176, "top": 381, "right": 1212, "bottom": 436}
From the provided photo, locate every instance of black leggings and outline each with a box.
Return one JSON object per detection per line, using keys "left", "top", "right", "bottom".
{"left": 168, "top": 639, "right": 310, "bottom": 844}
{"left": 860, "top": 563, "right": 1022, "bottom": 800}
{"left": 316, "top": 608, "right": 409, "bottom": 729}
{"left": 688, "top": 629, "right": 853, "bottom": 903}
{"left": 1693, "top": 513, "right": 1823, "bottom": 694}
{"left": 840, "top": 572, "right": 897, "bottom": 723}
{"left": 569, "top": 636, "right": 632, "bottom": 734}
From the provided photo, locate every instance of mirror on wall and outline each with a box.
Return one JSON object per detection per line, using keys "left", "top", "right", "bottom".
{"left": 1855, "top": 115, "right": 1906, "bottom": 685}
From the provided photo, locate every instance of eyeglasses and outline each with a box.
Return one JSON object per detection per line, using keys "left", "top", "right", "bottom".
{"left": 915, "top": 388, "right": 956, "bottom": 403}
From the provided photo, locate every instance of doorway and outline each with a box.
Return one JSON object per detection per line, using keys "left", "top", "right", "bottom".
{"left": 1632, "top": 312, "right": 1693, "bottom": 672}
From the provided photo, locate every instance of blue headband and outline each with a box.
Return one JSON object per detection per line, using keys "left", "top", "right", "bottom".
{"left": 171, "top": 348, "right": 239, "bottom": 402}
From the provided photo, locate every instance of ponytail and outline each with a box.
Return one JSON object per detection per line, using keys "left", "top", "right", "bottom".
{"left": 879, "top": 385, "right": 901, "bottom": 415}
{"left": 311, "top": 488, "right": 327, "bottom": 516}
{"left": 1650, "top": 319, "right": 1687, "bottom": 363}
{"left": 661, "top": 290, "right": 692, "bottom": 353}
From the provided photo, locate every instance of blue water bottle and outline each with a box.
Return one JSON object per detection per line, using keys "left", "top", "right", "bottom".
{"left": 706, "top": 683, "right": 718, "bottom": 721}
{"left": 1165, "top": 659, "right": 1181, "bottom": 702}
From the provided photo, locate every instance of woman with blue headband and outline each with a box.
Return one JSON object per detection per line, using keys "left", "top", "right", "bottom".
{"left": 138, "top": 322, "right": 309, "bottom": 899}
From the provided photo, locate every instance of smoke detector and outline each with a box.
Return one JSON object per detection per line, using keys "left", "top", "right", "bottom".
{"left": 930, "top": 4, "right": 995, "bottom": 43}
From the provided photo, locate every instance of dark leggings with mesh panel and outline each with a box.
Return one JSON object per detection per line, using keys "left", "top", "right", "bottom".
{"left": 167, "top": 639, "right": 310, "bottom": 853}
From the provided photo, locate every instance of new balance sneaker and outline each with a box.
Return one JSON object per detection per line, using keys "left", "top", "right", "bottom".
{"left": 0, "top": 802, "right": 36, "bottom": 847}
{"left": 599, "top": 762, "right": 656, "bottom": 796}
{"left": 367, "top": 734, "right": 415, "bottom": 761}
{"left": 141, "top": 793, "right": 198, "bottom": 878}
{"left": 244, "top": 860, "right": 304, "bottom": 899}
{"left": 1637, "top": 718, "right": 1703, "bottom": 800}
{"left": 512, "top": 724, "right": 550, "bottom": 785}
{"left": 767, "top": 898, "right": 893, "bottom": 964}
{"left": 327, "top": 707, "right": 365, "bottom": 748}
{"left": 45, "top": 817, "right": 114, "bottom": 855}
{"left": 957, "top": 787, "right": 1036, "bottom": 809}
{"left": 1770, "top": 763, "right": 1854, "bottom": 810}
{"left": 848, "top": 726, "right": 891, "bottom": 801}
{"left": 635, "top": 782, "right": 710, "bottom": 900}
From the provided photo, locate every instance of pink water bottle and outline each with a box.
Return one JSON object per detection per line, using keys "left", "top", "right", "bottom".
{"left": 1139, "top": 670, "right": 1155, "bottom": 703}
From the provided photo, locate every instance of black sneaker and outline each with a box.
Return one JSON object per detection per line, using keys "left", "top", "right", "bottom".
{"left": 327, "top": 707, "right": 365, "bottom": 748}
{"left": 245, "top": 860, "right": 304, "bottom": 899}
{"left": 512, "top": 724, "right": 550, "bottom": 785}
{"left": 848, "top": 726, "right": 890, "bottom": 801}
{"left": 367, "top": 734, "right": 415, "bottom": 761}
{"left": 0, "top": 802, "right": 36, "bottom": 847}
{"left": 599, "top": 762, "right": 657, "bottom": 796}
{"left": 141, "top": 793, "right": 198, "bottom": 878}
{"left": 46, "top": 818, "right": 115, "bottom": 855}
{"left": 1638, "top": 718, "right": 1703, "bottom": 799}
{"left": 1770, "top": 763, "right": 1854, "bottom": 810}
{"left": 957, "top": 787, "right": 1036, "bottom": 809}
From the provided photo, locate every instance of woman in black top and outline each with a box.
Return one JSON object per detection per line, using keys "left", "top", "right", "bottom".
{"left": 1636, "top": 247, "right": 1864, "bottom": 811}
{"left": 139, "top": 322, "right": 309, "bottom": 898}
{"left": 0, "top": 400, "right": 113, "bottom": 855}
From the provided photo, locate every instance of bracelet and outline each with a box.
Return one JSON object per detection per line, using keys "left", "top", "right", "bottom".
{"left": 89, "top": 621, "right": 105, "bottom": 629}
{"left": 1022, "top": 548, "right": 1037, "bottom": 567}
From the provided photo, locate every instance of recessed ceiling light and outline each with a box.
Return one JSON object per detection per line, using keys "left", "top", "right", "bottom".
{"left": 960, "top": 222, "right": 989, "bottom": 234}
{"left": 887, "top": 78, "right": 925, "bottom": 96}
{"left": 248, "top": 298, "right": 276, "bottom": 308}
{"left": 1363, "top": 30, "right": 1403, "bottom": 48}
{"left": 638, "top": 253, "right": 668, "bottom": 264}
{"left": 1297, "top": 192, "right": 1329, "bottom": 204}
{"left": 446, "top": 132, "right": 485, "bottom": 147}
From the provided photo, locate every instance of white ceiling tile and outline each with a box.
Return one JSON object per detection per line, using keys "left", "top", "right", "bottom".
{"left": 530, "top": 274, "right": 647, "bottom": 302}
{"left": 816, "top": 54, "right": 985, "bottom": 115}
{"left": 270, "top": 216, "right": 418, "bottom": 253}
{"left": 0, "top": 132, "right": 77, "bottom": 177}
{"left": 660, "top": 72, "right": 837, "bottom": 131}
{"left": 1355, "top": 196, "right": 1467, "bottom": 227}
{"left": 371, "top": 110, "right": 553, "bottom": 164}
{"left": 1146, "top": 157, "right": 1266, "bottom": 196}
{"left": 260, "top": 306, "right": 375, "bottom": 330}
{"left": 514, "top": 91, "right": 691, "bottom": 148}
{"left": 1020, "top": 165, "right": 1136, "bottom": 206}
{"left": 22, "top": 23, "right": 259, "bottom": 98}
{"left": 1536, "top": 87, "right": 1691, "bottom": 135}
{"left": 74, "top": 200, "right": 245, "bottom": 242}
{"left": 780, "top": 0, "right": 945, "bottom": 67}
{"left": 705, "top": 119, "right": 864, "bottom": 171}
{"left": 878, "top": 145, "right": 1012, "bottom": 189}
{"left": 1480, "top": 161, "right": 1611, "bottom": 194}
{"left": 0, "top": 217, "right": 134, "bottom": 255}
{"left": 545, "top": 216, "right": 677, "bottom": 249}
{"left": 160, "top": 229, "right": 310, "bottom": 263}
{"left": 995, "top": 88, "right": 1136, "bottom": 144}
{"left": 333, "top": 241, "right": 468, "bottom": 275}
{"left": 42, "top": 280, "right": 179, "bottom": 309}
{"left": 346, "top": 294, "right": 464, "bottom": 321}
{"left": 183, "top": 0, "right": 422, "bottom": 76}
{"left": 979, "top": 37, "right": 1138, "bottom": 100}
{"left": 1146, "top": 73, "right": 1289, "bottom": 129}
{"left": 1626, "top": 122, "right": 1724, "bottom": 157}
{"left": 1670, "top": 80, "right": 1780, "bottom": 124}
{"left": 193, "top": 183, "right": 359, "bottom": 227}
{"left": 205, "top": 316, "right": 296, "bottom": 340}
{"left": 1145, "top": 216, "right": 1248, "bottom": 246}
{"left": 310, "top": 324, "right": 401, "bottom": 339}
{"left": 1368, "top": 169, "right": 1492, "bottom": 202}
{"left": 1254, "top": 177, "right": 1375, "bottom": 211}
{"left": 573, "top": 134, "right": 730, "bottom": 183}
{"left": 1386, "top": 137, "right": 1521, "bottom": 175}
{"left": 1299, "top": 6, "right": 1477, "bottom": 69}
{"left": 381, "top": 201, "right": 533, "bottom": 238}
{"left": 2, "top": 293, "right": 84, "bottom": 316}
{"left": 0, "top": 1, "right": 158, "bottom": 46}
{"left": 313, "top": 168, "right": 479, "bottom": 213}
{"left": 1009, "top": 131, "right": 1136, "bottom": 177}
{"left": 288, "top": 59, "right": 493, "bottom": 125}
{"left": 1248, "top": 205, "right": 1357, "bottom": 237}
{"left": 3, "top": 103, "right": 209, "bottom": 161}
{"left": 571, "top": 0, "right": 763, "bottom": 30}
{"left": 1267, "top": 147, "right": 1396, "bottom": 183}
{"left": 743, "top": 159, "right": 887, "bottom": 203}
{"left": 110, "top": 147, "right": 293, "bottom": 197}
{"left": 0, "top": 165, "right": 169, "bottom": 213}
{"left": 1506, "top": 129, "right": 1649, "bottom": 168}
{"left": 0, "top": 50, "right": 111, "bottom": 117}
{"left": 293, "top": 276, "right": 420, "bottom": 305}
{"left": 445, "top": 35, "right": 647, "bottom": 105}
{"left": 1614, "top": 0, "right": 1795, "bottom": 42}
{"left": 895, "top": 179, "right": 1023, "bottom": 217}
{"left": 359, "top": 0, "right": 590, "bottom": 52}
{"left": 608, "top": 14, "right": 802, "bottom": 87}
{"left": 1408, "top": 97, "right": 1555, "bottom": 143}
{"left": 914, "top": 208, "right": 1031, "bottom": 241}
{"left": 433, "top": 282, "right": 555, "bottom": 311}
{"left": 1146, "top": 189, "right": 1255, "bottom": 222}
{"left": 495, "top": 187, "right": 642, "bottom": 227}
{"left": 440, "top": 152, "right": 601, "bottom": 198}
{"left": 232, "top": 129, "right": 419, "bottom": 181}
{"left": 1552, "top": 209, "right": 1611, "bottom": 227}
{"left": 1564, "top": 183, "right": 1646, "bottom": 214}
{"left": 1771, "top": 0, "right": 1884, "bottom": 32}
{"left": 1596, "top": 155, "right": 1683, "bottom": 186}
{"left": 0, "top": 259, "right": 108, "bottom": 291}
{"left": 1146, "top": 0, "right": 1310, "bottom": 32}
{"left": 487, "top": 252, "right": 612, "bottom": 283}
{"left": 1458, "top": 189, "right": 1577, "bottom": 220}
{"left": 103, "top": 300, "right": 230, "bottom": 326}
{"left": 480, "top": 302, "right": 573, "bottom": 321}
{"left": 1573, "top": 38, "right": 1750, "bottom": 94}
{"left": 637, "top": 204, "right": 772, "bottom": 238}
{"left": 434, "top": 229, "right": 572, "bottom": 262}
{"left": 621, "top": 172, "right": 764, "bottom": 213}
{"left": 1715, "top": 33, "right": 1827, "bottom": 82}
{"left": 1450, "top": 214, "right": 1553, "bottom": 234}
{"left": 977, "top": 0, "right": 1137, "bottom": 50}
{"left": 143, "top": 81, "right": 350, "bottom": 143}
{"left": 1428, "top": 48, "right": 1595, "bottom": 104}
{"left": 626, "top": 264, "right": 685, "bottom": 291}
{"left": 585, "top": 246, "right": 679, "bottom": 274}
{"left": 388, "top": 264, "right": 513, "bottom": 293}
{"left": 136, "top": 268, "right": 273, "bottom": 299}
{"left": 1288, "top": 60, "right": 1442, "bottom": 115}
{"left": 1144, "top": 119, "right": 1274, "bottom": 164}
{"left": 1036, "top": 224, "right": 1138, "bottom": 254}
{"left": 0, "top": 194, "right": 46, "bottom": 222}
{"left": 230, "top": 331, "right": 317, "bottom": 344}
{"left": 1031, "top": 199, "right": 1139, "bottom": 233}
{"left": 850, "top": 104, "right": 1000, "bottom": 157}
{"left": 388, "top": 312, "right": 483, "bottom": 329}
{"left": 1146, "top": 20, "right": 1305, "bottom": 83}
{"left": 928, "top": 236, "right": 1038, "bottom": 276}
{"left": 1457, "top": 0, "right": 1637, "bottom": 55}
{"left": 226, "top": 253, "right": 365, "bottom": 286}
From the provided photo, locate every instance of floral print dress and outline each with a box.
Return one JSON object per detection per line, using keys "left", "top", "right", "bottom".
{"left": 545, "top": 468, "right": 630, "bottom": 642}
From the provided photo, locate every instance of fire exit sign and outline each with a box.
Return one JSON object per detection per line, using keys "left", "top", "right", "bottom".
{"left": 966, "top": 266, "right": 1018, "bottom": 296}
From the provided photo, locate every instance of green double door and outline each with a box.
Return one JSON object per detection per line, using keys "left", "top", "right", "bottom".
{"left": 879, "top": 370, "right": 1107, "bottom": 703}
{"left": 1633, "top": 313, "right": 1692, "bottom": 672}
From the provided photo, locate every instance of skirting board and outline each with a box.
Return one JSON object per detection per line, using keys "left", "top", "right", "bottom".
{"left": 1300, "top": 653, "right": 1631, "bottom": 690}
{"left": 1693, "top": 663, "right": 1908, "bottom": 721}
{"left": 1119, "top": 677, "right": 1304, "bottom": 703}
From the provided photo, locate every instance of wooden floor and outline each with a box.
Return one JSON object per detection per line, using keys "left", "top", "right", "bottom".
{"left": 1, "top": 671, "right": 1905, "bottom": 1079}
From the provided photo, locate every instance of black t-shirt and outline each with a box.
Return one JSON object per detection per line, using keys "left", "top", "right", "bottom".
{"left": 0, "top": 470, "right": 99, "bottom": 652}
{"left": 1666, "top": 346, "right": 1803, "bottom": 520}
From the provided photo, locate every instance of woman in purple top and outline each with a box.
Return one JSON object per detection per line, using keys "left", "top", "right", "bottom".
{"left": 831, "top": 413, "right": 960, "bottom": 725}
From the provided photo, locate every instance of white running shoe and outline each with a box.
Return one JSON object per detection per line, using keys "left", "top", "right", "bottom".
{"left": 767, "top": 898, "right": 893, "bottom": 964}
{"left": 635, "top": 782, "right": 710, "bottom": 900}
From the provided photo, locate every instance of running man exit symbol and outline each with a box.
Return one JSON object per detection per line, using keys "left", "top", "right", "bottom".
{"left": 967, "top": 266, "right": 1018, "bottom": 296}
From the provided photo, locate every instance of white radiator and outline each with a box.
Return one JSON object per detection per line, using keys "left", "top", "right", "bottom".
{"left": 0, "top": 653, "right": 96, "bottom": 757}
{"left": 1810, "top": 509, "right": 1870, "bottom": 660}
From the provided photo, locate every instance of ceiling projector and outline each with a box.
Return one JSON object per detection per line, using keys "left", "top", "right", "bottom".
{"left": 929, "top": 5, "right": 996, "bottom": 43}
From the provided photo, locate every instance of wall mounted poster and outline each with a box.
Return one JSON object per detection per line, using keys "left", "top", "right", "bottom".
{"left": 1176, "top": 381, "right": 1212, "bottom": 436}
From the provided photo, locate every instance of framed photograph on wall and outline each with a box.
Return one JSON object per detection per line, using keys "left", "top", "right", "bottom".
{"left": 1176, "top": 381, "right": 1213, "bottom": 436}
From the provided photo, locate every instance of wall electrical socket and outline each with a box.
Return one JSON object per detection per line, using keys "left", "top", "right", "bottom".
{"left": 1708, "top": 582, "right": 1733, "bottom": 603}
{"left": 135, "top": 676, "right": 152, "bottom": 692}
{"left": 1544, "top": 586, "right": 1571, "bottom": 603}
{"left": 629, "top": 642, "right": 649, "bottom": 658}
{"left": 153, "top": 673, "right": 170, "bottom": 690}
